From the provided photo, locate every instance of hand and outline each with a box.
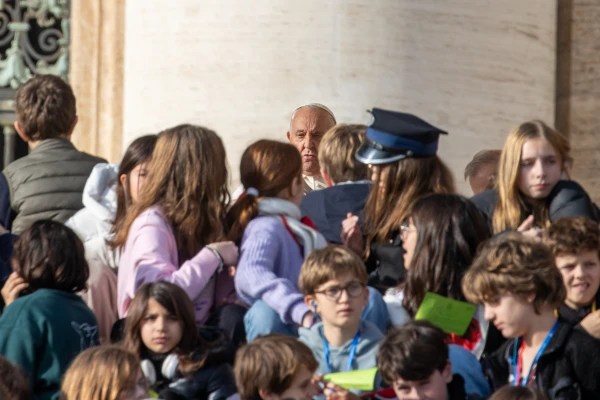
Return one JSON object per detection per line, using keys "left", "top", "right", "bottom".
{"left": 0, "top": 224, "right": 7, "bottom": 236}
{"left": 301, "top": 311, "right": 315, "bottom": 328}
{"left": 341, "top": 213, "right": 364, "bottom": 255}
{"left": 324, "top": 382, "right": 360, "bottom": 400}
{"left": 517, "top": 215, "right": 535, "bottom": 232}
{"left": 580, "top": 310, "right": 600, "bottom": 339}
{"left": 517, "top": 215, "right": 542, "bottom": 241}
{"left": 1, "top": 272, "right": 28, "bottom": 307}
{"left": 208, "top": 241, "right": 239, "bottom": 266}
{"left": 228, "top": 266, "right": 236, "bottom": 278}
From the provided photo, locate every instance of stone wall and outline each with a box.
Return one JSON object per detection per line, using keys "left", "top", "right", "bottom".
{"left": 117, "top": 0, "right": 558, "bottom": 195}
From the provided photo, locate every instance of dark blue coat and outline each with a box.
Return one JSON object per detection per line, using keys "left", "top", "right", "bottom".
{"left": 300, "top": 182, "right": 371, "bottom": 244}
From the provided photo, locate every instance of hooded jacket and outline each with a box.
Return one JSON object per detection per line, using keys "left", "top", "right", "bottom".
{"left": 65, "top": 163, "right": 120, "bottom": 343}
{"left": 66, "top": 163, "right": 120, "bottom": 271}
{"left": 470, "top": 180, "right": 599, "bottom": 234}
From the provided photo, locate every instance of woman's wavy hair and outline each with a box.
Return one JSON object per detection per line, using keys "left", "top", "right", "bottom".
{"left": 492, "top": 120, "right": 570, "bottom": 234}
{"left": 402, "top": 194, "right": 489, "bottom": 316}
{"left": 123, "top": 281, "right": 207, "bottom": 376}
{"left": 364, "top": 155, "right": 455, "bottom": 254}
{"left": 227, "top": 139, "right": 302, "bottom": 244}
{"left": 112, "top": 124, "right": 229, "bottom": 260}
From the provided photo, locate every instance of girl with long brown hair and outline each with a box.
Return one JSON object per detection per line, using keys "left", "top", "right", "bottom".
{"left": 342, "top": 108, "right": 455, "bottom": 290}
{"left": 471, "top": 120, "right": 598, "bottom": 236}
{"left": 383, "top": 194, "right": 503, "bottom": 359}
{"left": 114, "top": 124, "right": 239, "bottom": 328}
{"left": 122, "top": 282, "right": 236, "bottom": 399}
{"left": 229, "top": 139, "right": 388, "bottom": 342}
{"left": 67, "top": 134, "right": 157, "bottom": 343}
{"left": 227, "top": 139, "right": 327, "bottom": 342}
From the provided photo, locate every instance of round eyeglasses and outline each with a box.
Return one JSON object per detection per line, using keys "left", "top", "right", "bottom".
{"left": 314, "top": 281, "right": 366, "bottom": 301}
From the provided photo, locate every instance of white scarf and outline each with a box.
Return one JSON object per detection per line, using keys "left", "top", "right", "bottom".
{"left": 258, "top": 198, "right": 328, "bottom": 256}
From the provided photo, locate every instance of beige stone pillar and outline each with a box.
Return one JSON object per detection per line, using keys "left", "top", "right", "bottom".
{"left": 556, "top": 0, "right": 600, "bottom": 202}
{"left": 69, "top": 0, "right": 126, "bottom": 163}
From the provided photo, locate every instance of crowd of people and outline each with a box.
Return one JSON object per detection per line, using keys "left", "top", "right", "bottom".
{"left": 0, "top": 74, "right": 598, "bottom": 400}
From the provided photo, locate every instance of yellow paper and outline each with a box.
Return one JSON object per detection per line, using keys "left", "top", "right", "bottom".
{"left": 415, "top": 292, "right": 476, "bottom": 336}
{"left": 323, "top": 368, "right": 378, "bottom": 390}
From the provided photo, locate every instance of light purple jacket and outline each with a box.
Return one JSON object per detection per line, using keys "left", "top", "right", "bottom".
{"left": 117, "top": 206, "right": 235, "bottom": 325}
{"left": 234, "top": 216, "right": 309, "bottom": 325}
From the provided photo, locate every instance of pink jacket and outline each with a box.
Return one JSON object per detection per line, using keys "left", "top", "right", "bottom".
{"left": 117, "top": 206, "right": 236, "bottom": 325}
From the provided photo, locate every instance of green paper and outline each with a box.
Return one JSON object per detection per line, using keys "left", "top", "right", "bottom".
{"left": 415, "top": 292, "right": 476, "bottom": 336}
{"left": 323, "top": 368, "right": 378, "bottom": 390}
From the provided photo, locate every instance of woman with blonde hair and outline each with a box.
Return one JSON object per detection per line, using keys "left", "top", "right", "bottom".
{"left": 114, "top": 124, "right": 239, "bottom": 330}
{"left": 60, "top": 345, "right": 147, "bottom": 400}
{"left": 342, "top": 108, "right": 455, "bottom": 290}
{"left": 471, "top": 120, "right": 598, "bottom": 236}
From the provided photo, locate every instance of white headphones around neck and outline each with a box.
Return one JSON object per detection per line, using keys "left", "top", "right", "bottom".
{"left": 140, "top": 354, "right": 179, "bottom": 386}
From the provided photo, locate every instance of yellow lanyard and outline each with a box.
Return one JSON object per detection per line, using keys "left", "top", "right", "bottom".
{"left": 555, "top": 300, "right": 596, "bottom": 317}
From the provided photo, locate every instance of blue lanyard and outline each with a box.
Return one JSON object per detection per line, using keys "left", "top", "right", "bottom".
{"left": 511, "top": 321, "right": 559, "bottom": 386}
{"left": 323, "top": 330, "right": 361, "bottom": 373}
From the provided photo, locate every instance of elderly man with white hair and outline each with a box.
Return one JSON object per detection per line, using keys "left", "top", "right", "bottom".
{"left": 232, "top": 103, "right": 336, "bottom": 200}
{"left": 286, "top": 103, "right": 337, "bottom": 194}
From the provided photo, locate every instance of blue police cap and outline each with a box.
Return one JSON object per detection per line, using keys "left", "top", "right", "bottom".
{"left": 355, "top": 108, "right": 447, "bottom": 165}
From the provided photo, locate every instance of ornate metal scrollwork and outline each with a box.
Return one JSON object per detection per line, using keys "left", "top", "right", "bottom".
{"left": 0, "top": 0, "right": 70, "bottom": 89}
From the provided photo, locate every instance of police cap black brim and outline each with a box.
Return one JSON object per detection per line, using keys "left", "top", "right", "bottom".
{"left": 355, "top": 141, "right": 409, "bottom": 165}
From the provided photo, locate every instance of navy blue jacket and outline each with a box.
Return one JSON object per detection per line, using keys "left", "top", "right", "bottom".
{"left": 300, "top": 182, "right": 371, "bottom": 244}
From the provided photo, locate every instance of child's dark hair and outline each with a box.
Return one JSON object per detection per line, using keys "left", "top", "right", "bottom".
{"left": 0, "top": 356, "right": 30, "bottom": 400}
{"left": 110, "top": 134, "right": 158, "bottom": 242}
{"left": 489, "top": 386, "right": 549, "bottom": 400}
{"left": 123, "top": 281, "right": 206, "bottom": 376}
{"left": 402, "top": 193, "right": 489, "bottom": 316}
{"left": 377, "top": 321, "right": 448, "bottom": 384}
{"left": 13, "top": 220, "right": 88, "bottom": 293}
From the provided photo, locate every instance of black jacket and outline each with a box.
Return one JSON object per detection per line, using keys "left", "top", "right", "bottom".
{"left": 480, "top": 322, "right": 600, "bottom": 400}
{"left": 448, "top": 374, "right": 485, "bottom": 400}
{"left": 300, "top": 182, "right": 371, "bottom": 244}
{"left": 470, "top": 180, "right": 599, "bottom": 234}
{"left": 148, "top": 328, "right": 237, "bottom": 400}
{"left": 557, "top": 289, "right": 600, "bottom": 327}
{"left": 364, "top": 231, "right": 406, "bottom": 292}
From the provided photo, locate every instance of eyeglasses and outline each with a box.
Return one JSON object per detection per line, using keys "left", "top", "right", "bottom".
{"left": 400, "top": 222, "right": 414, "bottom": 239}
{"left": 314, "top": 282, "right": 366, "bottom": 301}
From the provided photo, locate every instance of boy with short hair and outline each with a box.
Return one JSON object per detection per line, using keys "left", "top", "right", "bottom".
{"left": 300, "top": 124, "right": 370, "bottom": 243}
{"left": 462, "top": 232, "right": 600, "bottom": 399}
{"left": 298, "top": 245, "right": 383, "bottom": 396}
{"left": 377, "top": 321, "right": 481, "bottom": 400}
{"left": 234, "top": 334, "right": 322, "bottom": 400}
{"left": 542, "top": 216, "right": 600, "bottom": 337}
{"left": 464, "top": 149, "right": 501, "bottom": 195}
{"left": 0, "top": 74, "right": 106, "bottom": 234}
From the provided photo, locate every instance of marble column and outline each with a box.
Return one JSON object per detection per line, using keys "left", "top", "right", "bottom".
{"left": 556, "top": 0, "right": 600, "bottom": 202}
{"left": 69, "top": 0, "right": 126, "bottom": 163}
